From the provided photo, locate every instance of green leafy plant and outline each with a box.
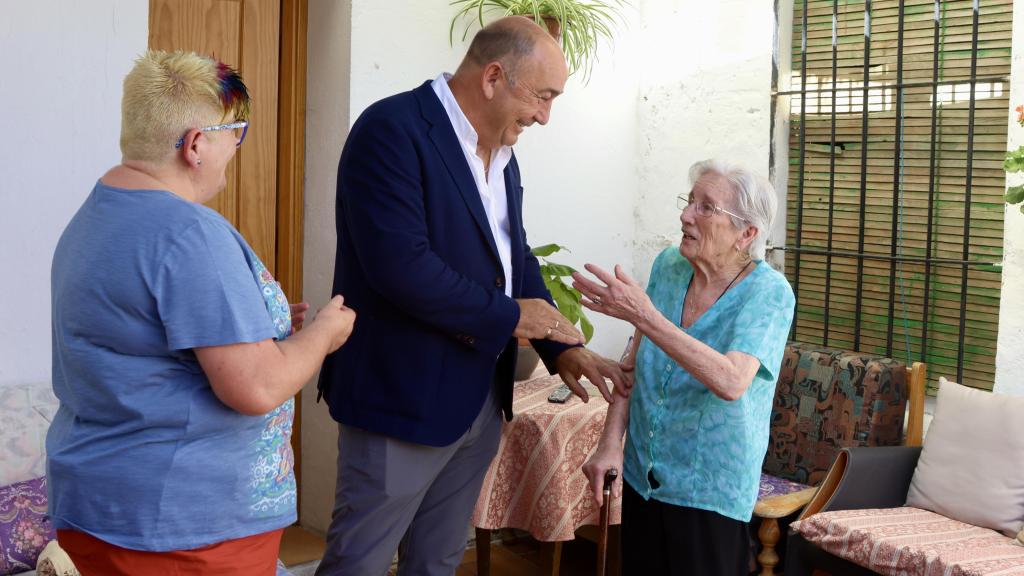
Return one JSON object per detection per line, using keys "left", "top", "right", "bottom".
{"left": 449, "top": 0, "right": 627, "bottom": 82}
{"left": 531, "top": 243, "right": 594, "bottom": 342}
{"left": 1004, "top": 104, "right": 1024, "bottom": 212}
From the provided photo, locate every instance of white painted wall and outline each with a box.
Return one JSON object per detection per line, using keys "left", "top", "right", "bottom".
{"left": 0, "top": 1, "right": 147, "bottom": 388}
{"left": 633, "top": 0, "right": 779, "bottom": 279}
{"left": 994, "top": 0, "right": 1024, "bottom": 396}
{"left": 300, "top": 0, "right": 352, "bottom": 535}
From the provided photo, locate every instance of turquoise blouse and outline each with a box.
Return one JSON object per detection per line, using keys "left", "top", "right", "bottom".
{"left": 623, "top": 248, "right": 795, "bottom": 522}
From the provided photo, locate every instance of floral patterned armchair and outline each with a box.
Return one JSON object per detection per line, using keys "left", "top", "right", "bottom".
{"left": 752, "top": 343, "right": 926, "bottom": 575}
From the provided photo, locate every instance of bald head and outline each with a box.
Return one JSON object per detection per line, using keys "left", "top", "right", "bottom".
{"left": 458, "top": 16, "right": 564, "bottom": 80}
{"left": 448, "top": 16, "right": 568, "bottom": 152}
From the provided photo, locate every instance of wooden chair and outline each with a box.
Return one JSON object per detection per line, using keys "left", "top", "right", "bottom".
{"left": 753, "top": 343, "right": 926, "bottom": 575}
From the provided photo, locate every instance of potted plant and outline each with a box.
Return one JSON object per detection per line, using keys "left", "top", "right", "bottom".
{"left": 515, "top": 243, "right": 594, "bottom": 379}
{"left": 449, "top": 0, "right": 628, "bottom": 81}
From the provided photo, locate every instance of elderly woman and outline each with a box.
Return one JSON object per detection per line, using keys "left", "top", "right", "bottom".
{"left": 48, "top": 51, "right": 355, "bottom": 575}
{"left": 578, "top": 159, "right": 794, "bottom": 575}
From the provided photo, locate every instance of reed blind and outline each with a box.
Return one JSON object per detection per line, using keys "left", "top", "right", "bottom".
{"left": 779, "top": 0, "right": 1011, "bottom": 391}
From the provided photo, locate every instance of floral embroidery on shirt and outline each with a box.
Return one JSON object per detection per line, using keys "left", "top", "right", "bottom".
{"left": 249, "top": 398, "right": 297, "bottom": 516}
{"left": 250, "top": 255, "right": 292, "bottom": 340}
{"left": 244, "top": 249, "right": 297, "bottom": 517}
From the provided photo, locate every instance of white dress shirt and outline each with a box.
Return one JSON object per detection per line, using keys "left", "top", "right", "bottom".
{"left": 431, "top": 73, "right": 513, "bottom": 298}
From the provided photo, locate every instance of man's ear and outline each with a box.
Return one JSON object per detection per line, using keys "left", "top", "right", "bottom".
{"left": 481, "top": 62, "right": 503, "bottom": 100}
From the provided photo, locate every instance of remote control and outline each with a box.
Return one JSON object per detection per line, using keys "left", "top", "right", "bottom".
{"left": 547, "top": 384, "right": 573, "bottom": 403}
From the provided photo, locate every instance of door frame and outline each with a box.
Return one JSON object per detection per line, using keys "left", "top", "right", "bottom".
{"left": 277, "top": 0, "right": 308, "bottom": 502}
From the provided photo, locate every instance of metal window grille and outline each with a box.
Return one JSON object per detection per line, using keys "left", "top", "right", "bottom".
{"left": 772, "top": 0, "right": 1011, "bottom": 391}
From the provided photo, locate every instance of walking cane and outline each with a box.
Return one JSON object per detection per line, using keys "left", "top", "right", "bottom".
{"left": 596, "top": 468, "right": 618, "bottom": 576}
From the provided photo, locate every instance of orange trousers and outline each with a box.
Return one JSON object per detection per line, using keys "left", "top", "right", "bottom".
{"left": 57, "top": 528, "right": 283, "bottom": 576}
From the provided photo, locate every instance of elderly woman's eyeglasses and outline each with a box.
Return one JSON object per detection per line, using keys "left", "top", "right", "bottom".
{"left": 677, "top": 194, "right": 748, "bottom": 223}
{"left": 174, "top": 121, "right": 249, "bottom": 149}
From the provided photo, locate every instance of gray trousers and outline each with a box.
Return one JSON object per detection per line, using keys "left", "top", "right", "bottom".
{"left": 315, "top": 389, "right": 503, "bottom": 576}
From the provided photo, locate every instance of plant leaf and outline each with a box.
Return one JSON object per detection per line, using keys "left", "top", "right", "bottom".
{"left": 580, "top": 314, "right": 594, "bottom": 343}
{"left": 544, "top": 262, "right": 578, "bottom": 277}
{"left": 1005, "top": 184, "right": 1024, "bottom": 205}
{"left": 1005, "top": 146, "right": 1024, "bottom": 172}
{"left": 546, "top": 278, "right": 576, "bottom": 305}
{"left": 531, "top": 243, "right": 566, "bottom": 257}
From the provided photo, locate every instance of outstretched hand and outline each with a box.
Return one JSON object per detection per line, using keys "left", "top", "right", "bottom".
{"left": 572, "top": 264, "right": 655, "bottom": 328}
{"left": 553, "top": 347, "right": 624, "bottom": 404}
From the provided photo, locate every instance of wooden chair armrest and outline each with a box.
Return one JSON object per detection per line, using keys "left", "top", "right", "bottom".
{"left": 904, "top": 361, "right": 927, "bottom": 447}
{"left": 755, "top": 487, "right": 817, "bottom": 520}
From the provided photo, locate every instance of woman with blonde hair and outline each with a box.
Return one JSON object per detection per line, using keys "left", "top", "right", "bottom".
{"left": 48, "top": 50, "right": 355, "bottom": 575}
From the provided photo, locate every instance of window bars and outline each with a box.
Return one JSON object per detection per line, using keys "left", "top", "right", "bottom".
{"left": 773, "top": 0, "right": 1010, "bottom": 390}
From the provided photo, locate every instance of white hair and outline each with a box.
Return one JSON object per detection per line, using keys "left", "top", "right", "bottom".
{"left": 688, "top": 159, "right": 777, "bottom": 261}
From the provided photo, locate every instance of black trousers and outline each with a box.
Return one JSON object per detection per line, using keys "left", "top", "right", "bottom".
{"left": 622, "top": 479, "right": 751, "bottom": 575}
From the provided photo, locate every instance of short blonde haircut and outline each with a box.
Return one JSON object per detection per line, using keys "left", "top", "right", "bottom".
{"left": 120, "top": 50, "right": 250, "bottom": 163}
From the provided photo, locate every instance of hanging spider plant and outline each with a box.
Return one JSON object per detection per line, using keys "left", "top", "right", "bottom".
{"left": 449, "top": 0, "right": 627, "bottom": 82}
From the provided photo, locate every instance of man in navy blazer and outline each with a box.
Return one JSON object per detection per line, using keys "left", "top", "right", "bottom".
{"left": 315, "top": 16, "right": 625, "bottom": 576}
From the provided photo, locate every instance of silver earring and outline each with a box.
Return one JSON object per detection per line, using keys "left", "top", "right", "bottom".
{"left": 197, "top": 160, "right": 202, "bottom": 165}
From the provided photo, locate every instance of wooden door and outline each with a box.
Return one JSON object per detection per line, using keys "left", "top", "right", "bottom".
{"left": 149, "top": 0, "right": 280, "bottom": 268}
{"left": 149, "top": 0, "right": 309, "bottom": 494}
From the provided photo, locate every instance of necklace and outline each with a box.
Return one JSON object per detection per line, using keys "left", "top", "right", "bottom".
{"left": 682, "top": 260, "right": 753, "bottom": 325}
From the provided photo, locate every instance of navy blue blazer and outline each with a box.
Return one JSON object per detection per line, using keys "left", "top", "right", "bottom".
{"left": 318, "top": 81, "right": 571, "bottom": 447}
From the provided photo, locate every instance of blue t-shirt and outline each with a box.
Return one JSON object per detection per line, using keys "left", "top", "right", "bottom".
{"left": 623, "top": 248, "right": 795, "bottom": 522}
{"left": 47, "top": 181, "right": 296, "bottom": 551}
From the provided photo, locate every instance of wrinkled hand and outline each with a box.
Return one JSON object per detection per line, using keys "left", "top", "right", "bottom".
{"left": 572, "top": 264, "right": 657, "bottom": 327}
{"left": 289, "top": 302, "right": 310, "bottom": 333}
{"left": 553, "top": 347, "right": 624, "bottom": 403}
{"left": 309, "top": 295, "right": 356, "bottom": 353}
{"left": 514, "top": 298, "right": 584, "bottom": 345}
{"left": 582, "top": 441, "right": 623, "bottom": 508}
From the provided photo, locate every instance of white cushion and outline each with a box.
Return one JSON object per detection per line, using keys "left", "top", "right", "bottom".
{"left": 792, "top": 507, "right": 1024, "bottom": 574}
{"left": 0, "top": 383, "right": 58, "bottom": 486}
{"left": 905, "top": 377, "right": 1024, "bottom": 537}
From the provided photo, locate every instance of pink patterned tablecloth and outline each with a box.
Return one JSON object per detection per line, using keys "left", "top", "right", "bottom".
{"left": 472, "top": 374, "right": 622, "bottom": 542}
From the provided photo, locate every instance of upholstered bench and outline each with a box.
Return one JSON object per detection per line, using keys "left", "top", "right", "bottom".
{"left": 786, "top": 378, "right": 1024, "bottom": 576}
{"left": 793, "top": 507, "right": 1024, "bottom": 575}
